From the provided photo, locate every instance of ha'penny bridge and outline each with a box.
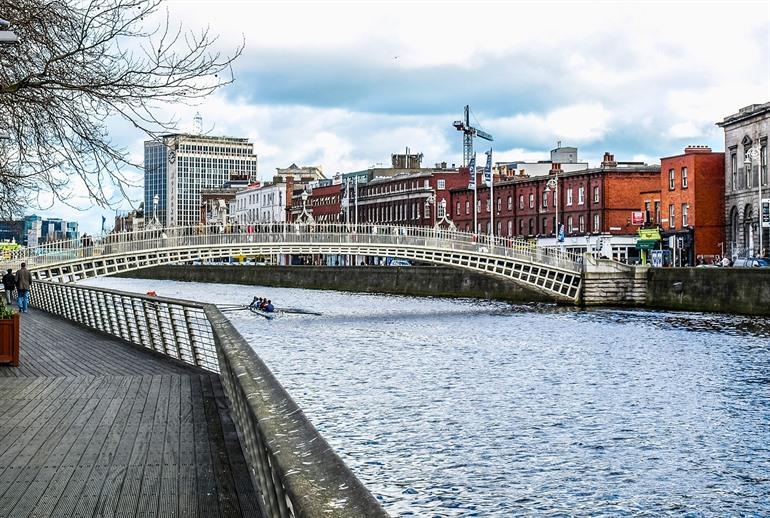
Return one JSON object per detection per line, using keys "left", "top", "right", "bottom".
{"left": 10, "top": 224, "right": 585, "bottom": 302}
{"left": 0, "top": 224, "right": 593, "bottom": 518}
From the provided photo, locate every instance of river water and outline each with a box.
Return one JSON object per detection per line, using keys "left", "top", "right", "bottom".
{"left": 85, "top": 277, "right": 770, "bottom": 516}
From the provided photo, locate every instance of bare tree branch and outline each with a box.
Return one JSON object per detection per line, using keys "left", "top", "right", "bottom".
{"left": 0, "top": 0, "right": 244, "bottom": 216}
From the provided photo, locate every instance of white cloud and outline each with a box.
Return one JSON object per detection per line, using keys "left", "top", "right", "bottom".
{"left": 666, "top": 121, "right": 703, "bottom": 139}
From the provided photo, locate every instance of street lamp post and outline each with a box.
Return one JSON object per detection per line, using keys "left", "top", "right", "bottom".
{"left": 745, "top": 146, "right": 765, "bottom": 257}
{"left": 545, "top": 173, "right": 560, "bottom": 245}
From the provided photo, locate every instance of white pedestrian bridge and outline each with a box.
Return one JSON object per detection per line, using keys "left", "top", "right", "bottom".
{"left": 5, "top": 224, "right": 584, "bottom": 303}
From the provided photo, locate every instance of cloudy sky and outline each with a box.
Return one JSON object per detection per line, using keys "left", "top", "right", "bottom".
{"left": 49, "top": 0, "right": 770, "bottom": 234}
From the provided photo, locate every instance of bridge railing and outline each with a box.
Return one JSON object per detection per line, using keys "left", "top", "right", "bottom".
{"left": 8, "top": 223, "right": 582, "bottom": 272}
{"left": 30, "top": 281, "right": 387, "bottom": 518}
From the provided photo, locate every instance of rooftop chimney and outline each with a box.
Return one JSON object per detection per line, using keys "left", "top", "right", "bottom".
{"left": 601, "top": 152, "right": 617, "bottom": 168}
{"left": 684, "top": 145, "right": 712, "bottom": 154}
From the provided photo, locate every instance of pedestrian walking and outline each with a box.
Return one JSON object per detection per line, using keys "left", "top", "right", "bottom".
{"left": 2, "top": 268, "right": 16, "bottom": 304}
{"left": 15, "top": 262, "right": 32, "bottom": 313}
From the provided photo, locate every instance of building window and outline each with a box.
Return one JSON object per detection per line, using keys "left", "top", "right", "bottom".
{"left": 579, "top": 215, "right": 585, "bottom": 233}
{"left": 497, "top": 221, "right": 502, "bottom": 235}
{"left": 655, "top": 201, "right": 661, "bottom": 225}
{"left": 486, "top": 198, "right": 491, "bottom": 213}
{"left": 542, "top": 191, "right": 548, "bottom": 208}
{"left": 681, "top": 167, "right": 688, "bottom": 188}
{"left": 682, "top": 203, "right": 688, "bottom": 227}
{"left": 507, "top": 195, "right": 513, "bottom": 210}
{"left": 437, "top": 179, "right": 446, "bottom": 190}
{"left": 477, "top": 200, "right": 481, "bottom": 213}
{"left": 529, "top": 193, "right": 534, "bottom": 208}
{"left": 593, "top": 186, "right": 600, "bottom": 203}
{"left": 593, "top": 213, "right": 600, "bottom": 232}
{"left": 542, "top": 217, "right": 548, "bottom": 233}
{"left": 519, "top": 195, "right": 524, "bottom": 210}
{"left": 578, "top": 186, "right": 585, "bottom": 205}
{"left": 528, "top": 219, "right": 534, "bottom": 235}
{"left": 669, "top": 204, "right": 675, "bottom": 229}
{"left": 497, "top": 197, "right": 501, "bottom": 212}
{"left": 519, "top": 219, "right": 524, "bottom": 234}
{"left": 567, "top": 216, "right": 574, "bottom": 233}
{"left": 507, "top": 220, "right": 512, "bottom": 236}
{"left": 746, "top": 156, "right": 753, "bottom": 189}
{"left": 669, "top": 169, "right": 675, "bottom": 190}
{"left": 456, "top": 201, "right": 461, "bottom": 215}
{"left": 731, "top": 153, "right": 737, "bottom": 190}
{"left": 762, "top": 144, "right": 768, "bottom": 186}
{"left": 465, "top": 200, "right": 470, "bottom": 215}
{"left": 566, "top": 188, "right": 573, "bottom": 206}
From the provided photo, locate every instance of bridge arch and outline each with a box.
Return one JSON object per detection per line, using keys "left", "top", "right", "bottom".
{"left": 7, "top": 224, "right": 583, "bottom": 303}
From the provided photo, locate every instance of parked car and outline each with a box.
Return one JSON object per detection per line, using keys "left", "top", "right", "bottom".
{"left": 389, "top": 259, "right": 412, "bottom": 267}
{"left": 732, "top": 258, "right": 770, "bottom": 268}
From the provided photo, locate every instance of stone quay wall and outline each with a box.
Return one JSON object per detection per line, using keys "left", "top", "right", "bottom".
{"left": 119, "top": 264, "right": 770, "bottom": 315}
{"left": 120, "top": 265, "right": 554, "bottom": 303}
{"left": 645, "top": 267, "right": 770, "bottom": 316}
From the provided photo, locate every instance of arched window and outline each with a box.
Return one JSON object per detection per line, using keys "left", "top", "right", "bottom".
{"left": 507, "top": 195, "right": 513, "bottom": 210}
{"left": 729, "top": 206, "right": 739, "bottom": 247}
{"left": 507, "top": 220, "right": 513, "bottom": 236}
{"left": 743, "top": 204, "right": 754, "bottom": 253}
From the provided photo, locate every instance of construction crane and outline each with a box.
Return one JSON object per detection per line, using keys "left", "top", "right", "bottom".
{"left": 453, "top": 105, "right": 493, "bottom": 167}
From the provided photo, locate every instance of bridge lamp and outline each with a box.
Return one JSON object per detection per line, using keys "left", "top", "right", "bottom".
{"left": 544, "top": 177, "right": 558, "bottom": 239}
{"left": 299, "top": 189, "right": 313, "bottom": 224}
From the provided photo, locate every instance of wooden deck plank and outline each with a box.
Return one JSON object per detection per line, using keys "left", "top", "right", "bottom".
{"left": 0, "top": 309, "right": 262, "bottom": 518}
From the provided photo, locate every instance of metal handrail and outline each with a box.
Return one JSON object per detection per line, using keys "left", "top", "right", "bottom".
{"left": 30, "top": 281, "right": 387, "bottom": 518}
{"left": 7, "top": 223, "right": 582, "bottom": 273}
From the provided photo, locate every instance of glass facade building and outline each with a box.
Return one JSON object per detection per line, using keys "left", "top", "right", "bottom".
{"left": 144, "top": 134, "right": 258, "bottom": 227}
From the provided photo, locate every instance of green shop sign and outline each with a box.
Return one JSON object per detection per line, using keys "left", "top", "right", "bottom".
{"left": 635, "top": 239, "right": 658, "bottom": 250}
{"left": 636, "top": 228, "right": 661, "bottom": 251}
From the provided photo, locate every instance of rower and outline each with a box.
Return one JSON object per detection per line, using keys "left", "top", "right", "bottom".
{"left": 265, "top": 300, "right": 274, "bottom": 313}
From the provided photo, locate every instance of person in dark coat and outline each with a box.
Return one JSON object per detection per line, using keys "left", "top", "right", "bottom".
{"left": 15, "top": 262, "right": 32, "bottom": 313}
{"left": 2, "top": 268, "right": 15, "bottom": 304}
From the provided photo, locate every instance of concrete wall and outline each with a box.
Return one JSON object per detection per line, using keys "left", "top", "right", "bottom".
{"left": 646, "top": 268, "right": 770, "bottom": 315}
{"left": 582, "top": 255, "right": 647, "bottom": 306}
{"left": 121, "top": 265, "right": 554, "bottom": 303}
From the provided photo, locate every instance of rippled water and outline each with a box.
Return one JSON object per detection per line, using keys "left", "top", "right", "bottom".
{"left": 85, "top": 277, "right": 770, "bottom": 516}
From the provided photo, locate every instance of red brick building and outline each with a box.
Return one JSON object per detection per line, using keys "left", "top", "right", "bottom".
{"left": 659, "top": 146, "right": 725, "bottom": 261}
{"left": 308, "top": 182, "right": 343, "bottom": 223}
{"left": 452, "top": 153, "right": 660, "bottom": 236}
{"left": 450, "top": 153, "right": 661, "bottom": 261}
{"left": 355, "top": 170, "right": 467, "bottom": 226}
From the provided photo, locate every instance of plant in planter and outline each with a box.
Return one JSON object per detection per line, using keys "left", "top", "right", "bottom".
{"left": 0, "top": 299, "right": 20, "bottom": 366}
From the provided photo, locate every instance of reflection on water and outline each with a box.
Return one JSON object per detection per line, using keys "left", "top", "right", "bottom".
{"left": 85, "top": 277, "right": 770, "bottom": 516}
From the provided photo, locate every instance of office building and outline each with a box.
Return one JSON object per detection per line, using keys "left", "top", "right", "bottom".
{"left": 144, "top": 134, "right": 258, "bottom": 227}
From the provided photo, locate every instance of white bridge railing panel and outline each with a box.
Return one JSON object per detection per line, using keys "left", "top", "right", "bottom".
{"left": 6, "top": 224, "right": 584, "bottom": 302}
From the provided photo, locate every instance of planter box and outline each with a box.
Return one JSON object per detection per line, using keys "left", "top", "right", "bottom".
{"left": 0, "top": 313, "right": 20, "bottom": 366}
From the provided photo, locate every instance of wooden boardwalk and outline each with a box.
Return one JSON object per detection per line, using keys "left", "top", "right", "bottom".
{"left": 0, "top": 309, "right": 262, "bottom": 518}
